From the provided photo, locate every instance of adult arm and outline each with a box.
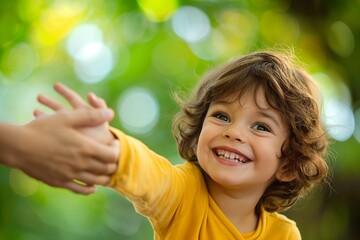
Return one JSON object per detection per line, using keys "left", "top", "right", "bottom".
{"left": 0, "top": 108, "right": 119, "bottom": 195}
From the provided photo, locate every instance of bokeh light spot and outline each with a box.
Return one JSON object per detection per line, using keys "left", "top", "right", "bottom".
{"left": 188, "top": 29, "right": 226, "bottom": 60}
{"left": 327, "top": 21, "right": 355, "bottom": 57}
{"left": 215, "top": 9, "right": 259, "bottom": 55}
{"left": 324, "top": 98, "right": 355, "bottom": 142}
{"left": 315, "top": 72, "right": 355, "bottom": 142}
{"left": 66, "top": 23, "right": 103, "bottom": 59}
{"left": 32, "top": 1, "right": 85, "bottom": 47}
{"left": 354, "top": 108, "right": 360, "bottom": 143}
{"left": 1, "top": 42, "right": 37, "bottom": 82}
{"left": 137, "top": 0, "right": 178, "bottom": 22}
{"left": 0, "top": 82, "right": 51, "bottom": 123}
{"left": 66, "top": 24, "right": 114, "bottom": 83}
{"left": 171, "top": 6, "right": 211, "bottom": 43}
{"left": 117, "top": 87, "right": 159, "bottom": 134}
{"left": 73, "top": 42, "right": 114, "bottom": 83}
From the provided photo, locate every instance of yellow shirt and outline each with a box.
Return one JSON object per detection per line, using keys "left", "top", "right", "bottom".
{"left": 109, "top": 129, "right": 301, "bottom": 240}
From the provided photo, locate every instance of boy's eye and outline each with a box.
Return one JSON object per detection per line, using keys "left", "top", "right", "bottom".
{"left": 252, "top": 123, "right": 270, "bottom": 132}
{"left": 213, "top": 112, "right": 230, "bottom": 122}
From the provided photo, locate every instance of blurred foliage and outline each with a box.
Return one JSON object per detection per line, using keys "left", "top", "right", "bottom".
{"left": 0, "top": 0, "right": 359, "bottom": 239}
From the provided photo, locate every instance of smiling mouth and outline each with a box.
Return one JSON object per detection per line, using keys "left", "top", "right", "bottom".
{"left": 214, "top": 149, "right": 250, "bottom": 163}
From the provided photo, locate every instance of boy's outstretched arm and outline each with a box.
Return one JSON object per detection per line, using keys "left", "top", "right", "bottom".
{"left": 0, "top": 108, "right": 119, "bottom": 195}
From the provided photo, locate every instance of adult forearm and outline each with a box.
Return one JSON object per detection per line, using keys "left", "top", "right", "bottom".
{"left": 0, "top": 123, "right": 24, "bottom": 168}
{"left": 0, "top": 109, "right": 119, "bottom": 194}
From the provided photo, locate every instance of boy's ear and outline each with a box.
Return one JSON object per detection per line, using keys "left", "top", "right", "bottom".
{"left": 276, "top": 162, "right": 296, "bottom": 182}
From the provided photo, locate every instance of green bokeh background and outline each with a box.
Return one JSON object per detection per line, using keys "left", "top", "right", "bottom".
{"left": 1, "top": 0, "right": 359, "bottom": 239}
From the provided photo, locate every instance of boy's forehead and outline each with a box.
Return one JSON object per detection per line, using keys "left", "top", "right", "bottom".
{"left": 216, "top": 86, "right": 271, "bottom": 109}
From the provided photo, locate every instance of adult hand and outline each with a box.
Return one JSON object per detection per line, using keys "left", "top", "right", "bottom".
{"left": 34, "top": 82, "right": 114, "bottom": 145}
{"left": 1, "top": 108, "right": 119, "bottom": 195}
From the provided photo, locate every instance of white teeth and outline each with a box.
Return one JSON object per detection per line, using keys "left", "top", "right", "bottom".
{"left": 215, "top": 149, "right": 248, "bottom": 163}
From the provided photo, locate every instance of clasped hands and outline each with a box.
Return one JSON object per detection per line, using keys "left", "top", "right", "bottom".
{"left": 32, "top": 83, "right": 119, "bottom": 194}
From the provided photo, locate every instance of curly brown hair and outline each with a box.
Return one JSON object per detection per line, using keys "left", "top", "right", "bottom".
{"left": 172, "top": 51, "right": 329, "bottom": 213}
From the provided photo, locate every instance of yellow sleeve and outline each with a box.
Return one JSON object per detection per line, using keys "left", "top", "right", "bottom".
{"left": 108, "top": 127, "right": 186, "bottom": 229}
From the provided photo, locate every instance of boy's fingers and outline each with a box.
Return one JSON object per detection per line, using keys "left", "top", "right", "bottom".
{"left": 99, "top": 139, "right": 120, "bottom": 164}
{"left": 54, "top": 82, "right": 88, "bottom": 109}
{"left": 63, "top": 181, "right": 96, "bottom": 195}
{"left": 79, "top": 155, "right": 117, "bottom": 175}
{"left": 85, "top": 138, "right": 119, "bottom": 164}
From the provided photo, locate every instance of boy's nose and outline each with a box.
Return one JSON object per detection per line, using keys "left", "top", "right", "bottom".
{"left": 225, "top": 134, "right": 242, "bottom": 142}
{"left": 223, "top": 124, "right": 246, "bottom": 143}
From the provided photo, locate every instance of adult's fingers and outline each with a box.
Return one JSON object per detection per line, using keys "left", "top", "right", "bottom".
{"left": 63, "top": 181, "right": 97, "bottom": 195}
{"left": 84, "top": 138, "right": 120, "bottom": 164}
{"left": 33, "top": 109, "right": 47, "bottom": 118}
{"left": 40, "top": 177, "right": 96, "bottom": 195}
{"left": 54, "top": 82, "right": 88, "bottom": 109}
{"left": 64, "top": 108, "right": 114, "bottom": 128}
{"left": 37, "top": 94, "right": 68, "bottom": 111}
{"left": 78, "top": 155, "right": 117, "bottom": 175}
{"left": 74, "top": 172, "right": 113, "bottom": 186}
{"left": 87, "top": 92, "right": 108, "bottom": 109}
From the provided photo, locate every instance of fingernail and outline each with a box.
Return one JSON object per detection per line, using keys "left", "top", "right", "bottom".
{"left": 101, "top": 109, "right": 112, "bottom": 119}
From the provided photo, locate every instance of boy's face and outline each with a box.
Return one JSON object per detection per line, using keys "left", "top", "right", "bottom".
{"left": 196, "top": 88, "right": 288, "bottom": 194}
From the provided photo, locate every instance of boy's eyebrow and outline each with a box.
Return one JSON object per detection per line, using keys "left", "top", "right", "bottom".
{"left": 258, "top": 110, "right": 281, "bottom": 128}
{"left": 212, "top": 99, "right": 233, "bottom": 105}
